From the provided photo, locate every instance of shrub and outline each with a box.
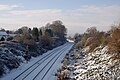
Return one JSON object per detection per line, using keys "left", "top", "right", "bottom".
{"left": 57, "top": 68, "right": 70, "bottom": 80}
{"left": 40, "top": 35, "right": 53, "bottom": 49}
{"left": 79, "top": 28, "right": 109, "bottom": 52}
{"left": 89, "top": 43, "right": 99, "bottom": 52}
{"left": 15, "top": 33, "right": 35, "bottom": 46}
{"left": 23, "top": 39, "right": 35, "bottom": 45}
{"left": 85, "top": 37, "right": 95, "bottom": 47}
{"left": 83, "top": 36, "right": 100, "bottom": 52}
{"left": 7, "top": 36, "right": 13, "bottom": 41}
{"left": 75, "top": 41, "right": 82, "bottom": 49}
{"left": 108, "top": 27, "right": 120, "bottom": 59}
{"left": 5, "top": 59, "right": 20, "bottom": 70}
{"left": 0, "top": 61, "right": 4, "bottom": 76}
{"left": 15, "top": 35, "right": 22, "bottom": 42}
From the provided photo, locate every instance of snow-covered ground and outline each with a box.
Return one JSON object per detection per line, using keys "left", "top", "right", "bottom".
{"left": 1, "top": 42, "right": 74, "bottom": 80}
{"left": 67, "top": 39, "right": 74, "bottom": 42}
{"left": 60, "top": 46, "right": 120, "bottom": 80}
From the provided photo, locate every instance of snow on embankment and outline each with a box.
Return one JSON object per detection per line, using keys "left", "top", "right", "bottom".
{"left": 73, "top": 46, "right": 120, "bottom": 80}
{"left": 56, "top": 45, "right": 120, "bottom": 80}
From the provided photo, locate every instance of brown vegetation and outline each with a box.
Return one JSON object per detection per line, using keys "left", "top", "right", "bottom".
{"left": 56, "top": 65, "right": 70, "bottom": 80}
{"left": 75, "top": 24, "right": 120, "bottom": 59}
{"left": 40, "top": 35, "right": 53, "bottom": 48}
{"left": 15, "top": 33, "right": 35, "bottom": 45}
{"left": 108, "top": 26, "right": 120, "bottom": 59}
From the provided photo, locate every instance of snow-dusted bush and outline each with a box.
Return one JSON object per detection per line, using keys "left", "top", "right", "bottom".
{"left": 7, "top": 36, "right": 13, "bottom": 41}
{"left": 0, "top": 60, "right": 5, "bottom": 76}
{"left": 57, "top": 67, "right": 71, "bottom": 80}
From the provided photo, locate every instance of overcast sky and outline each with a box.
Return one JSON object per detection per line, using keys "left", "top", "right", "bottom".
{"left": 0, "top": 0, "right": 120, "bottom": 36}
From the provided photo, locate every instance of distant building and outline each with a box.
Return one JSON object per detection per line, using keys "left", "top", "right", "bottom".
{"left": 0, "top": 31, "right": 8, "bottom": 41}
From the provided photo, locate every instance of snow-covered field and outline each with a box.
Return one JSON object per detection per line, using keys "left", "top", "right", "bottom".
{"left": 1, "top": 42, "right": 74, "bottom": 80}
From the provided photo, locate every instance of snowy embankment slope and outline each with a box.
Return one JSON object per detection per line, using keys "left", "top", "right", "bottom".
{"left": 1, "top": 42, "right": 74, "bottom": 80}
{"left": 68, "top": 46, "right": 120, "bottom": 80}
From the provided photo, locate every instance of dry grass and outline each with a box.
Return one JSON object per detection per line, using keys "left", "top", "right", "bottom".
{"left": 108, "top": 27, "right": 120, "bottom": 59}
{"left": 77, "top": 24, "right": 120, "bottom": 56}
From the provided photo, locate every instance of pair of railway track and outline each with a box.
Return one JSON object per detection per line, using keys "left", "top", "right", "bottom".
{"left": 12, "top": 43, "right": 72, "bottom": 80}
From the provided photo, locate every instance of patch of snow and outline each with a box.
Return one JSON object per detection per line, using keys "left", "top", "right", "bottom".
{"left": 67, "top": 39, "right": 74, "bottom": 42}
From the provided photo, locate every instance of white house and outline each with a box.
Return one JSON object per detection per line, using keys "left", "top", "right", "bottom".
{"left": 0, "top": 31, "right": 8, "bottom": 40}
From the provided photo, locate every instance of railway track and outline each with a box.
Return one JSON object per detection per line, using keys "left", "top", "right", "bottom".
{"left": 13, "top": 43, "right": 71, "bottom": 80}
{"left": 41, "top": 44, "right": 72, "bottom": 80}
{"left": 1, "top": 42, "right": 74, "bottom": 80}
{"left": 33, "top": 44, "right": 70, "bottom": 80}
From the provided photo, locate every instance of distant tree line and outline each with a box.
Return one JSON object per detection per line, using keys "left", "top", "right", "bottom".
{"left": 14, "top": 20, "right": 67, "bottom": 49}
